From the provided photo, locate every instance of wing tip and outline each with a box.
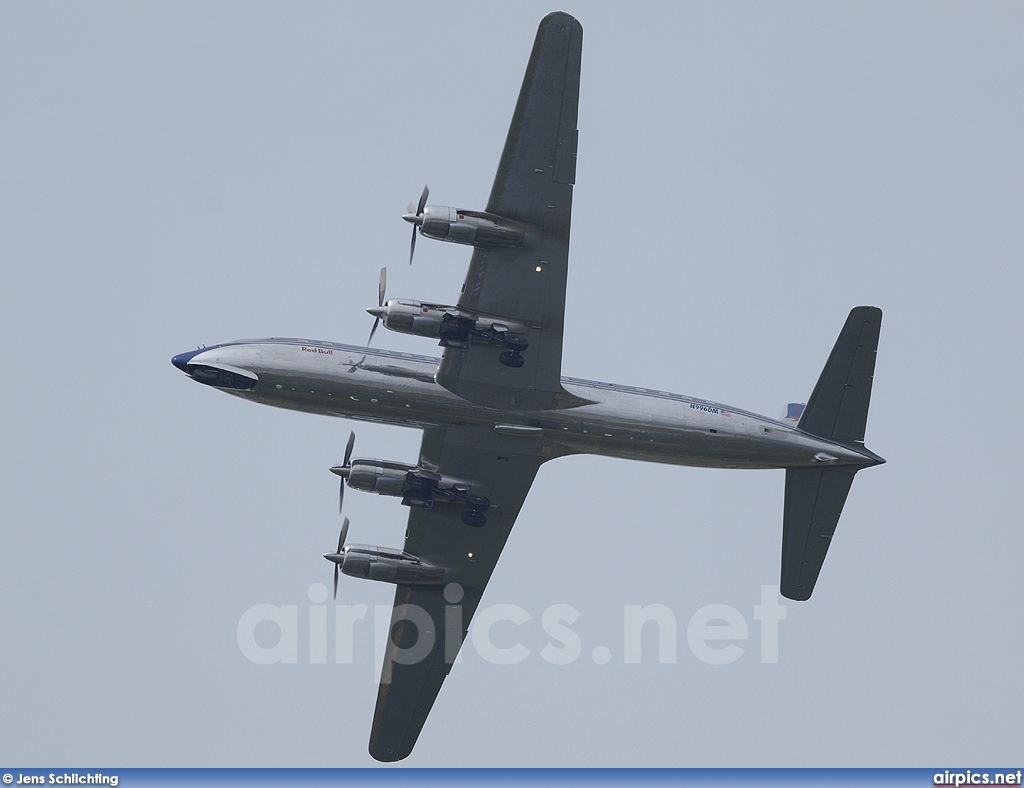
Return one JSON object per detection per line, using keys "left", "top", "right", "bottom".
{"left": 368, "top": 738, "right": 413, "bottom": 763}
{"left": 541, "top": 10, "right": 581, "bottom": 27}
{"left": 780, "top": 584, "right": 813, "bottom": 602}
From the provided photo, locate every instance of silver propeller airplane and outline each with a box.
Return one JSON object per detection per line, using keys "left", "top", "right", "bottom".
{"left": 172, "top": 12, "right": 884, "bottom": 762}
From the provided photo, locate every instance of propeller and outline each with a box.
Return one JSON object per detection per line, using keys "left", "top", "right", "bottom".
{"left": 402, "top": 185, "right": 429, "bottom": 265}
{"left": 366, "top": 267, "right": 387, "bottom": 345}
{"left": 329, "top": 431, "right": 357, "bottom": 513}
{"left": 326, "top": 516, "right": 350, "bottom": 600}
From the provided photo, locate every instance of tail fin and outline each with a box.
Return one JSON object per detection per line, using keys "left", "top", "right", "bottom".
{"left": 781, "top": 307, "right": 883, "bottom": 601}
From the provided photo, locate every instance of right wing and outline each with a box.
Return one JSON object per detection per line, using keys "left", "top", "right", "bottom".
{"left": 367, "top": 424, "right": 547, "bottom": 761}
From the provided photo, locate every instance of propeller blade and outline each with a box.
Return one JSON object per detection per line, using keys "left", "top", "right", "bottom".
{"left": 338, "top": 516, "right": 350, "bottom": 552}
{"left": 343, "top": 431, "right": 355, "bottom": 466}
{"left": 367, "top": 267, "right": 388, "bottom": 340}
{"left": 338, "top": 477, "right": 344, "bottom": 513}
{"left": 329, "top": 515, "right": 349, "bottom": 600}
{"left": 408, "top": 185, "right": 428, "bottom": 266}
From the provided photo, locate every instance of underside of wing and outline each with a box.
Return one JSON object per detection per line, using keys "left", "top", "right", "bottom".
{"left": 369, "top": 583, "right": 482, "bottom": 762}
{"left": 484, "top": 12, "right": 581, "bottom": 226}
{"left": 367, "top": 425, "right": 547, "bottom": 761}
{"left": 435, "top": 13, "right": 585, "bottom": 411}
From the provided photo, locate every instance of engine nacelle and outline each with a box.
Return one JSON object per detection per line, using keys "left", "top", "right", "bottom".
{"left": 345, "top": 459, "right": 415, "bottom": 497}
{"left": 419, "top": 206, "right": 525, "bottom": 248}
{"left": 375, "top": 300, "right": 448, "bottom": 338}
{"left": 371, "top": 300, "right": 528, "bottom": 349}
{"left": 335, "top": 544, "right": 445, "bottom": 585}
{"left": 333, "top": 458, "right": 490, "bottom": 517}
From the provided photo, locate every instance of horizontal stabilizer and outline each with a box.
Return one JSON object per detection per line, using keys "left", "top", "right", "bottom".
{"left": 798, "top": 307, "right": 882, "bottom": 443}
{"left": 780, "top": 467, "right": 857, "bottom": 600}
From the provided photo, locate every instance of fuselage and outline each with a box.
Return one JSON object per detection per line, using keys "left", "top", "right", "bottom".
{"left": 172, "top": 337, "right": 879, "bottom": 470}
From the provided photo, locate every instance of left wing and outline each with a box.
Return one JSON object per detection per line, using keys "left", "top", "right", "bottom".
{"left": 435, "top": 12, "right": 585, "bottom": 411}
{"left": 367, "top": 424, "right": 547, "bottom": 762}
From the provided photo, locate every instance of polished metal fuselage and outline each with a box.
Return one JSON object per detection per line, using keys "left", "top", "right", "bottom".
{"left": 185, "top": 337, "right": 875, "bottom": 469}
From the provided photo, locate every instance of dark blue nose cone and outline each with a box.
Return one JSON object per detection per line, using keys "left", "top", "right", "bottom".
{"left": 171, "top": 349, "right": 204, "bottom": 373}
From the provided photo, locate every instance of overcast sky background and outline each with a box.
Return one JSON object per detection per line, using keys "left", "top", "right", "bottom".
{"left": 2, "top": 1, "right": 1022, "bottom": 768}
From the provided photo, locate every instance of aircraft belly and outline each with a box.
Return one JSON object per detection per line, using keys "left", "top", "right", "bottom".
{"left": 227, "top": 344, "right": 860, "bottom": 469}
{"left": 548, "top": 429, "right": 810, "bottom": 469}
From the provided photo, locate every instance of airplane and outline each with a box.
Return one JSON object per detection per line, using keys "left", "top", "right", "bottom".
{"left": 171, "top": 12, "right": 884, "bottom": 762}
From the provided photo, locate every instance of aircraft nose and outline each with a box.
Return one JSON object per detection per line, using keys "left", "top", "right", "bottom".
{"left": 171, "top": 349, "right": 203, "bottom": 373}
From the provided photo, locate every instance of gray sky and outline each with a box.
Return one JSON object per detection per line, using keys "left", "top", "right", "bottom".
{"left": 2, "top": 0, "right": 1022, "bottom": 768}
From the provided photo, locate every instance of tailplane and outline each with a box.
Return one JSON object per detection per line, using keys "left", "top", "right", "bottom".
{"left": 797, "top": 306, "right": 882, "bottom": 444}
{"left": 781, "top": 467, "right": 857, "bottom": 600}
{"left": 781, "top": 306, "right": 883, "bottom": 601}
